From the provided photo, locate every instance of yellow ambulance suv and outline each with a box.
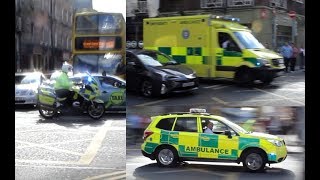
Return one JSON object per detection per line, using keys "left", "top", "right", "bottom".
{"left": 143, "top": 15, "right": 285, "bottom": 85}
{"left": 141, "top": 109, "right": 287, "bottom": 172}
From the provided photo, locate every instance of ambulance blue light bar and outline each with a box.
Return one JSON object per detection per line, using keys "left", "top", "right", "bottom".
{"left": 210, "top": 15, "right": 240, "bottom": 22}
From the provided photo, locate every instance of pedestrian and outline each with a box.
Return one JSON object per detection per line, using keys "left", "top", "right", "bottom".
{"left": 280, "top": 42, "right": 293, "bottom": 73}
{"left": 290, "top": 42, "right": 299, "bottom": 72}
{"left": 299, "top": 45, "right": 305, "bottom": 70}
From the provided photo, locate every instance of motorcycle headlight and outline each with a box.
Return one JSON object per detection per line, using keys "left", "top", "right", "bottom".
{"left": 268, "top": 139, "right": 282, "bottom": 147}
{"left": 256, "top": 58, "right": 271, "bottom": 66}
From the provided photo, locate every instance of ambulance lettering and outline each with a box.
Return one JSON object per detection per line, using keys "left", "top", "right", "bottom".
{"left": 185, "top": 146, "right": 230, "bottom": 155}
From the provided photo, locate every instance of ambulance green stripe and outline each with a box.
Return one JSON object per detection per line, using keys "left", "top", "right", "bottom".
{"left": 198, "top": 134, "right": 218, "bottom": 148}
{"left": 172, "top": 55, "right": 186, "bottom": 63}
{"left": 159, "top": 47, "right": 171, "bottom": 55}
{"left": 179, "top": 145, "right": 198, "bottom": 157}
{"left": 169, "top": 132, "right": 179, "bottom": 145}
{"left": 144, "top": 142, "right": 158, "bottom": 154}
{"left": 239, "top": 137, "right": 260, "bottom": 150}
{"left": 160, "top": 130, "right": 170, "bottom": 144}
{"left": 243, "top": 58, "right": 258, "bottom": 65}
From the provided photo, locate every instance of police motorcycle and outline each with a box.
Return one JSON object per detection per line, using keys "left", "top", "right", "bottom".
{"left": 38, "top": 72, "right": 105, "bottom": 120}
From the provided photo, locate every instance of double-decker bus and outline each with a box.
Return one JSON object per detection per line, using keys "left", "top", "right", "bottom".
{"left": 71, "top": 10, "right": 126, "bottom": 79}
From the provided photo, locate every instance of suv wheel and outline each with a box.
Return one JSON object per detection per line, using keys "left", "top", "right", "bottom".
{"left": 242, "top": 149, "right": 267, "bottom": 172}
{"left": 156, "top": 146, "right": 178, "bottom": 167}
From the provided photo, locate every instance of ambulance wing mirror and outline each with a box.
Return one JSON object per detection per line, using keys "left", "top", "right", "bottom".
{"left": 225, "top": 130, "right": 232, "bottom": 139}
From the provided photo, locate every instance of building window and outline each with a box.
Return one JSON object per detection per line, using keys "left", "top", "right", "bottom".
{"left": 55, "top": 33, "right": 57, "bottom": 47}
{"left": 269, "top": 0, "right": 287, "bottom": 9}
{"left": 228, "top": 0, "right": 254, "bottom": 7}
{"left": 200, "top": 0, "right": 224, "bottom": 8}
{"left": 62, "top": 9, "right": 64, "bottom": 23}
{"left": 66, "top": 11, "right": 69, "bottom": 24}
{"left": 42, "top": 27, "right": 45, "bottom": 43}
{"left": 137, "top": 0, "right": 147, "bottom": 13}
{"left": 31, "top": 23, "right": 34, "bottom": 43}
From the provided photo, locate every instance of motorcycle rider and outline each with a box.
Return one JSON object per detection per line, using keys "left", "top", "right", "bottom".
{"left": 54, "top": 62, "right": 74, "bottom": 107}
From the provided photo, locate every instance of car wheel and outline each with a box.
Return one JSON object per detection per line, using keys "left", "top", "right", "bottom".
{"left": 141, "top": 80, "right": 153, "bottom": 97}
{"left": 156, "top": 146, "right": 179, "bottom": 167}
{"left": 242, "top": 149, "right": 267, "bottom": 172}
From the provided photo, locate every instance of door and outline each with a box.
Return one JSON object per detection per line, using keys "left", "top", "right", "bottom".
{"left": 126, "top": 52, "right": 144, "bottom": 91}
{"left": 96, "top": 76, "right": 126, "bottom": 110}
{"left": 171, "top": 117, "right": 200, "bottom": 158}
{"left": 216, "top": 31, "right": 243, "bottom": 78}
{"left": 199, "top": 117, "right": 239, "bottom": 160}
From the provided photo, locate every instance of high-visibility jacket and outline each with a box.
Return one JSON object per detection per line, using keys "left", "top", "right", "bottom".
{"left": 54, "top": 72, "right": 72, "bottom": 90}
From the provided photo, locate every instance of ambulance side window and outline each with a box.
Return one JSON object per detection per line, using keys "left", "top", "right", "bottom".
{"left": 218, "top": 32, "right": 240, "bottom": 52}
{"left": 201, "top": 118, "right": 236, "bottom": 135}
{"left": 173, "top": 117, "right": 198, "bottom": 132}
{"left": 156, "top": 118, "right": 175, "bottom": 131}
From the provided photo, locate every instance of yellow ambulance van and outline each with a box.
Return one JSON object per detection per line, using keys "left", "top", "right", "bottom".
{"left": 143, "top": 15, "right": 285, "bottom": 85}
{"left": 141, "top": 108, "right": 287, "bottom": 172}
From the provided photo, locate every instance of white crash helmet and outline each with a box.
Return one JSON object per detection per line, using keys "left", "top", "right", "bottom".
{"left": 61, "top": 62, "right": 73, "bottom": 73}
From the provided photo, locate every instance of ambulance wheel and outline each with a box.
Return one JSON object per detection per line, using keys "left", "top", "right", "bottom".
{"left": 261, "top": 75, "right": 274, "bottom": 85}
{"left": 141, "top": 80, "right": 153, "bottom": 97}
{"left": 235, "top": 67, "right": 254, "bottom": 86}
{"left": 242, "top": 149, "right": 267, "bottom": 172}
{"left": 156, "top": 146, "right": 179, "bottom": 167}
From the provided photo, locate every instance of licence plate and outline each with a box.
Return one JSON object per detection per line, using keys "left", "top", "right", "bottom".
{"left": 15, "top": 97, "right": 24, "bottom": 101}
{"left": 278, "top": 59, "right": 284, "bottom": 64}
{"left": 182, "top": 82, "right": 195, "bottom": 87}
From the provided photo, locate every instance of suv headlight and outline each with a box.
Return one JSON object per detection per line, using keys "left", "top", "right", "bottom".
{"left": 257, "top": 58, "right": 271, "bottom": 66}
{"left": 268, "top": 139, "right": 282, "bottom": 147}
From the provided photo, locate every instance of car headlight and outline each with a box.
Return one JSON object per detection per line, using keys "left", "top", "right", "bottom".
{"left": 256, "top": 58, "right": 271, "bottom": 66}
{"left": 268, "top": 139, "right": 282, "bottom": 147}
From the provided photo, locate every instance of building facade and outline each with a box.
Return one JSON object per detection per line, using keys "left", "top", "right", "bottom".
{"left": 15, "top": 0, "right": 75, "bottom": 73}
{"left": 126, "top": 0, "right": 305, "bottom": 51}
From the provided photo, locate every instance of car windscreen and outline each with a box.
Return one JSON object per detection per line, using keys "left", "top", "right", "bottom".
{"left": 15, "top": 75, "right": 25, "bottom": 84}
{"left": 20, "top": 74, "right": 41, "bottom": 84}
{"left": 137, "top": 51, "right": 178, "bottom": 67}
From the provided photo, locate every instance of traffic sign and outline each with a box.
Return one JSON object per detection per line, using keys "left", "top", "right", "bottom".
{"left": 288, "top": 11, "right": 296, "bottom": 19}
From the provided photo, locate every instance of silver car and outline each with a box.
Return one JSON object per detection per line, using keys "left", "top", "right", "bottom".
{"left": 15, "top": 72, "right": 47, "bottom": 106}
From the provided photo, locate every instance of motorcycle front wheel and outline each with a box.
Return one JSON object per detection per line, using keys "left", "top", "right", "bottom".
{"left": 38, "top": 104, "right": 57, "bottom": 119}
{"left": 87, "top": 103, "right": 105, "bottom": 120}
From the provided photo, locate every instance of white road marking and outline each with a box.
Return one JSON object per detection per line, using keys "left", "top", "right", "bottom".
{"left": 211, "top": 97, "right": 228, "bottom": 105}
{"left": 15, "top": 163, "right": 120, "bottom": 170}
{"left": 135, "top": 99, "right": 168, "bottom": 107}
{"left": 254, "top": 88, "right": 305, "bottom": 105}
{"left": 15, "top": 140, "right": 83, "bottom": 156}
{"left": 203, "top": 85, "right": 221, "bottom": 89}
{"left": 15, "top": 159, "right": 77, "bottom": 165}
{"left": 213, "top": 85, "right": 230, "bottom": 90}
{"left": 78, "top": 120, "right": 113, "bottom": 165}
{"left": 16, "top": 139, "right": 93, "bottom": 149}
{"left": 83, "top": 170, "right": 126, "bottom": 180}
